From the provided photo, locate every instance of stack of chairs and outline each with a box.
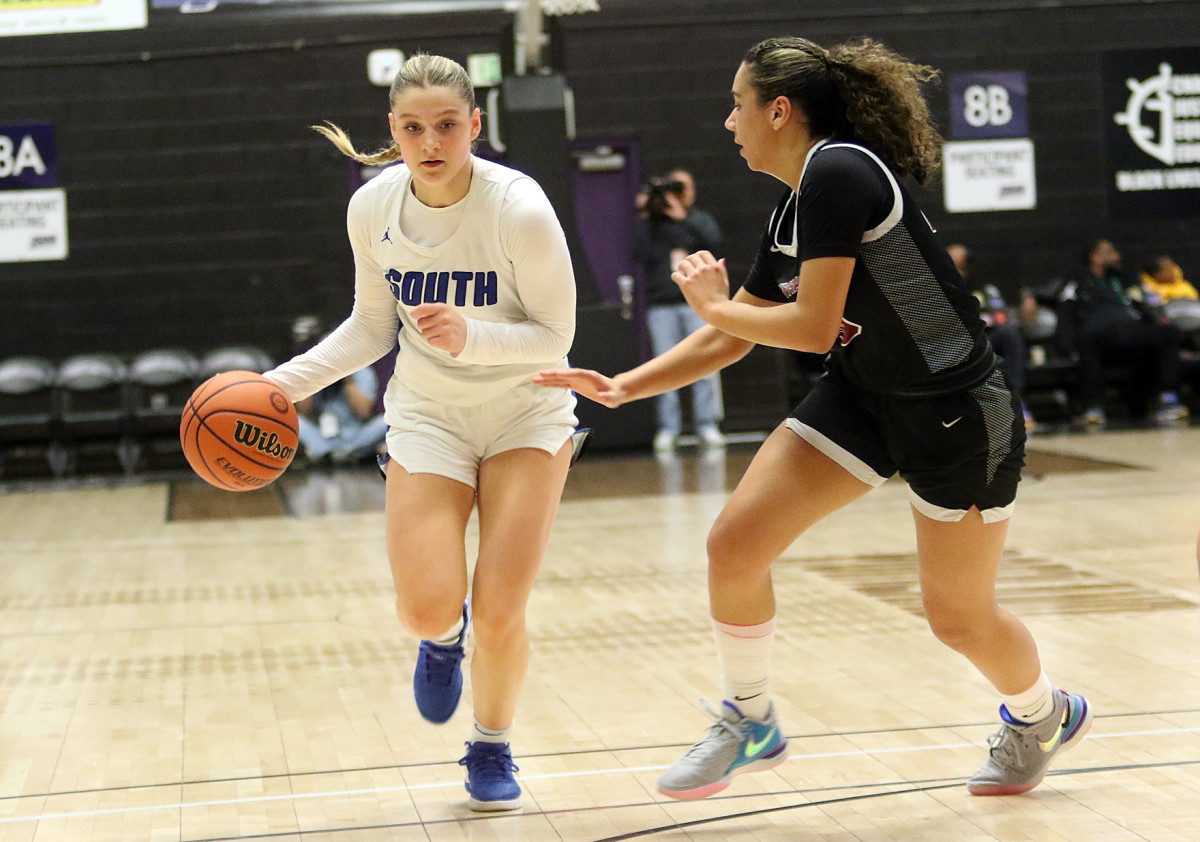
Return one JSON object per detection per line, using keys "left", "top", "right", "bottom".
{"left": 0, "top": 356, "right": 66, "bottom": 479}
{"left": 0, "top": 346, "right": 273, "bottom": 481}
{"left": 126, "top": 348, "right": 202, "bottom": 472}
{"left": 199, "top": 346, "right": 275, "bottom": 378}
{"left": 55, "top": 353, "right": 136, "bottom": 477}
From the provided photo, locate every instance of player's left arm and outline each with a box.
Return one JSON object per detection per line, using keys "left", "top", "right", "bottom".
{"left": 430, "top": 179, "right": 576, "bottom": 364}
{"left": 680, "top": 149, "right": 880, "bottom": 354}
{"left": 674, "top": 253, "right": 852, "bottom": 353}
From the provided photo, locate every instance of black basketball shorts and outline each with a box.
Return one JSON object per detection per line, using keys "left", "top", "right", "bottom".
{"left": 787, "top": 368, "right": 1026, "bottom": 522}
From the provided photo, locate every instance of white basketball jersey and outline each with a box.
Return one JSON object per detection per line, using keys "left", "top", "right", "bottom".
{"left": 268, "top": 156, "right": 576, "bottom": 410}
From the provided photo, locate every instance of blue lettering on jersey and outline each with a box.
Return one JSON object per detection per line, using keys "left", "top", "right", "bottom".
{"left": 474, "top": 271, "right": 497, "bottom": 307}
{"left": 384, "top": 269, "right": 499, "bottom": 308}
{"left": 425, "top": 271, "right": 449, "bottom": 303}
{"left": 401, "top": 271, "right": 424, "bottom": 306}
{"left": 451, "top": 271, "right": 472, "bottom": 306}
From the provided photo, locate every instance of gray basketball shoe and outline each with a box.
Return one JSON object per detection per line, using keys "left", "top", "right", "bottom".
{"left": 657, "top": 700, "right": 788, "bottom": 800}
{"left": 968, "top": 688, "right": 1093, "bottom": 795}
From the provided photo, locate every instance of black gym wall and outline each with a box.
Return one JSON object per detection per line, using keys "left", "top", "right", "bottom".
{"left": 1, "top": 0, "right": 1197, "bottom": 365}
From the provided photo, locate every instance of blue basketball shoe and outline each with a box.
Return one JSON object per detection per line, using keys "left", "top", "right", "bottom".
{"left": 459, "top": 740, "right": 522, "bottom": 811}
{"left": 412, "top": 604, "right": 468, "bottom": 724}
{"left": 657, "top": 700, "right": 789, "bottom": 800}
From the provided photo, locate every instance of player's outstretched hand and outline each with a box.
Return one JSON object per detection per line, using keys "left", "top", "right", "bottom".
{"left": 533, "top": 368, "right": 625, "bottom": 408}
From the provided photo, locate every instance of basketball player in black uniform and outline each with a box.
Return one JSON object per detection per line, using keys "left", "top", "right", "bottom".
{"left": 535, "top": 36, "right": 1091, "bottom": 800}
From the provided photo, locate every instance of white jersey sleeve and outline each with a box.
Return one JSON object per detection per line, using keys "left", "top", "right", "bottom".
{"left": 454, "top": 178, "right": 576, "bottom": 365}
{"left": 263, "top": 184, "right": 399, "bottom": 403}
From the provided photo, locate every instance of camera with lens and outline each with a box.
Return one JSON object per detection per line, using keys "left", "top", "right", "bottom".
{"left": 642, "top": 176, "right": 686, "bottom": 220}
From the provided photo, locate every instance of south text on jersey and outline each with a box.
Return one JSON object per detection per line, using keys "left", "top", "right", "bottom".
{"left": 385, "top": 269, "right": 499, "bottom": 308}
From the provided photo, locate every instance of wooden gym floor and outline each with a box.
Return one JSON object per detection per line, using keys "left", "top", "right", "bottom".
{"left": 1, "top": 424, "right": 1199, "bottom": 841}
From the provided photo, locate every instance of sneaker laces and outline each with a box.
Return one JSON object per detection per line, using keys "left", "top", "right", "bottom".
{"left": 459, "top": 742, "right": 519, "bottom": 781}
{"left": 420, "top": 642, "right": 463, "bottom": 688}
{"left": 985, "top": 722, "right": 1030, "bottom": 769}
{"left": 680, "top": 699, "right": 744, "bottom": 760}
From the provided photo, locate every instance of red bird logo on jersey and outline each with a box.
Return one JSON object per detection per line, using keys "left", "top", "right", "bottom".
{"left": 838, "top": 318, "right": 863, "bottom": 346}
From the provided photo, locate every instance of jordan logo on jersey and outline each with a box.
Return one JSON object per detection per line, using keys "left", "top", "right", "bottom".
{"left": 838, "top": 318, "right": 863, "bottom": 346}
{"left": 384, "top": 268, "right": 499, "bottom": 308}
{"left": 381, "top": 228, "right": 393, "bottom": 244}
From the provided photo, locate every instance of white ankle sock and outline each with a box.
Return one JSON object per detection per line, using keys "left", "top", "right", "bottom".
{"left": 712, "top": 617, "right": 775, "bottom": 721}
{"left": 432, "top": 613, "right": 464, "bottom": 646}
{"left": 471, "top": 721, "right": 510, "bottom": 745}
{"left": 1002, "top": 672, "right": 1055, "bottom": 723}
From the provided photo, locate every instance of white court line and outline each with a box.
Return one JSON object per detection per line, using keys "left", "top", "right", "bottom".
{"left": 1, "top": 725, "right": 1198, "bottom": 826}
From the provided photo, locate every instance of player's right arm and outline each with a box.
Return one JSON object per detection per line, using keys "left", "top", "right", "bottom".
{"left": 265, "top": 185, "right": 399, "bottom": 402}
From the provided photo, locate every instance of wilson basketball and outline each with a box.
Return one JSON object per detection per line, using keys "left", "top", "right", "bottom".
{"left": 180, "top": 370, "right": 298, "bottom": 491}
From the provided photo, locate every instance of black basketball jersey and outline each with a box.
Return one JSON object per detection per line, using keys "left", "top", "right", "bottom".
{"left": 743, "top": 140, "right": 994, "bottom": 397}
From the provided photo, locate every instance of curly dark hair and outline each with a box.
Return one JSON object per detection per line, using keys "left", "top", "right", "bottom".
{"left": 742, "top": 37, "right": 943, "bottom": 184}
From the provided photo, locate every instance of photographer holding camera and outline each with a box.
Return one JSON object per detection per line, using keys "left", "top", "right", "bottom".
{"left": 634, "top": 168, "right": 726, "bottom": 451}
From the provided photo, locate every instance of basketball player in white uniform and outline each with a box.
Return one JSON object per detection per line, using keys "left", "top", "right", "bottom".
{"left": 264, "top": 54, "right": 579, "bottom": 812}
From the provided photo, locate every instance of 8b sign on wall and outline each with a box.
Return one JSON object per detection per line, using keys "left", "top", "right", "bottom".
{"left": 0, "top": 123, "right": 56, "bottom": 189}
{"left": 0, "top": 124, "right": 67, "bottom": 262}
{"left": 943, "top": 72, "right": 1036, "bottom": 213}
{"left": 950, "top": 72, "right": 1029, "bottom": 139}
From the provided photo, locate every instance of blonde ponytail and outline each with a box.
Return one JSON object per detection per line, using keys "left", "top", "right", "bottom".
{"left": 311, "top": 121, "right": 403, "bottom": 165}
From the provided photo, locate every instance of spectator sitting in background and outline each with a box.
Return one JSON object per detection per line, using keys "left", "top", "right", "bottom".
{"left": 1057, "top": 238, "right": 1188, "bottom": 428}
{"left": 296, "top": 365, "right": 388, "bottom": 465}
{"left": 947, "top": 243, "right": 1035, "bottom": 430}
{"left": 1140, "top": 255, "right": 1199, "bottom": 303}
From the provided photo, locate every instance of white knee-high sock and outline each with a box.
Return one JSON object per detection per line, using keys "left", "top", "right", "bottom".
{"left": 712, "top": 617, "right": 775, "bottom": 721}
{"left": 1002, "top": 671, "right": 1055, "bottom": 724}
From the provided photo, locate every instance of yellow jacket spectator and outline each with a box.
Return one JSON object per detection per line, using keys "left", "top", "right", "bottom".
{"left": 1141, "top": 255, "right": 1199, "bottom": 302}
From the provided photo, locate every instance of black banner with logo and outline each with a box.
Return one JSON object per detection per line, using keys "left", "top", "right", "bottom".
{"left": 1103, "top": 47, "right": 1200, "bottom": 219}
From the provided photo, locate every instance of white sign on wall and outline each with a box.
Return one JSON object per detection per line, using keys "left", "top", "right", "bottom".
{"left": 0, "top": 0, "right": 147, "bottom": 38}
{"left": 0, "top": 188, "right": 68, "bottom": 262}
{"left": 942, "top": 138, "right": 1037, "bottom": 212}
{"left": 1104, "top": 49, "right": 1200, "bottom": 218}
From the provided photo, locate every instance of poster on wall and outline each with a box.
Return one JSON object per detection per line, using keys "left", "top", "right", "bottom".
{"left": 943, "top": 71, "right": 1036, "bottom": 212}
{"left": 0, "top": 123, "right": 67, "bottom": 262}
{"left": 1104, "top": 47, "right": 1200, "bottom": 218}
{"left": 152, "top": 0, "right": 341, "bottom": 5}
{"left": 0, "top": 123, "right": 56, "bottom": 189}
{"left": 949, "top": 71, "right": 1029, "bottom": 140}
{"left": 0, "top": 189, "right": 68, "bottom": 262}
{"left": 0, "top": 0, "right": 147, "bottom": 37}
{"left": 943, "top": 138, "right": 1037, "bottom": 212}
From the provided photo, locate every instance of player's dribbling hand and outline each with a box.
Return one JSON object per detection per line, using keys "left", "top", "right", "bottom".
{"left": 532, "top": 368, "right": 625, "bottom": 408}
{"left": 412, "top": 303, "right": 467, "bottom": 356}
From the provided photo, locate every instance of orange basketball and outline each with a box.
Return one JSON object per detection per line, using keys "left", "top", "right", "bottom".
{"left": 179, "top": 370, "right": 298, "bottom": 491}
